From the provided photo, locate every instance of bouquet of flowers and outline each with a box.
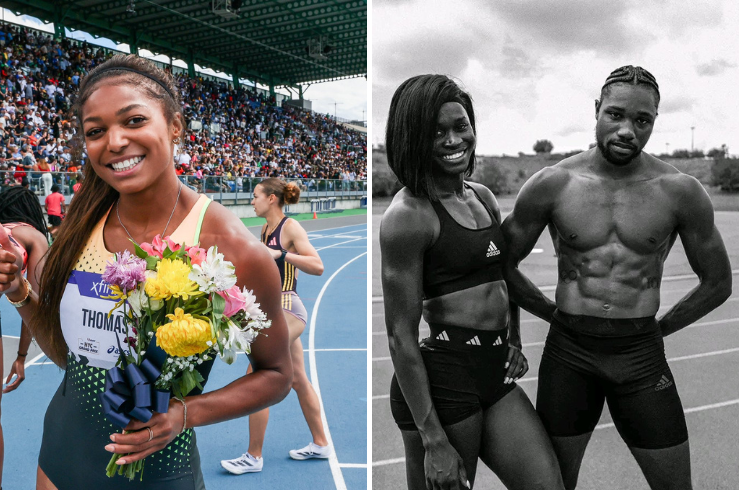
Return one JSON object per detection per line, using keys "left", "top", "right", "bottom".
{"left": 100, "top": 235, "right": 270, "bottom": 480}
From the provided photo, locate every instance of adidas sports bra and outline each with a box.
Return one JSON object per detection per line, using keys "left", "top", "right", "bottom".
{"left": 422, "top": 184, "right": 506, "bottom": 299}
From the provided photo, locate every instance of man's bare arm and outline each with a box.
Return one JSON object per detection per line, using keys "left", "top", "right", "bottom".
{"left": 659, "top": 176, "right": 732, "bottom": 336}
{"left": 502, "top": 168, "right": 562, "bottom": 322}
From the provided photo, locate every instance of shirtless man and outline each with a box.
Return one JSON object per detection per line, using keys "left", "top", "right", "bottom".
{"left": 502, "top": 65, "right": 732, "bottom": 490}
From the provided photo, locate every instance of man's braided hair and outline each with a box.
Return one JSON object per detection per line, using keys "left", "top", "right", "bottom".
{"left": 600, "top": 65, "right": 660, "bottom": 109}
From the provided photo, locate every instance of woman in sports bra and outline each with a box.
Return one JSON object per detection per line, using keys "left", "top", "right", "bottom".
{"left": 380, "top": 75, "right": 564, "bottom": 490}
{"left": 0, "top": 55, "right": 292, "bottom": 490}
{"left": 0, "top": 187, "right": 49, "bottom": 489}
{"left": 221, "top": 178, "right": 330, "bottom": 475}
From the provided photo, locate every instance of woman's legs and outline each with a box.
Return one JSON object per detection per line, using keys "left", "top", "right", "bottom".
{"left": 479, "top": 386, "right": 565, "bottom": 490}
{"left": 246, "top": 312, "right": 308, "bottom": 457}
{"left": 400, "top": 412, "right": 483, "bottom": 490}
{"left": 290, "top": 335, "right": 328, "bottom": 447}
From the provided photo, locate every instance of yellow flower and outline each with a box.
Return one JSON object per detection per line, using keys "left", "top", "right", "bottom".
{"left": 157, "top": 308, "right": 214, "bottom": 357}
{"left": 145, "top": 259, "right": 202, "bottom": 301}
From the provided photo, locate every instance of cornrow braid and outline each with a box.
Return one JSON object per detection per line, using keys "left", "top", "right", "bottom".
{"left": 0, "top": 187, "right": 50, "bottom": 238}
{"left": 600, "top": 65, "right": 660, "bottom": 108}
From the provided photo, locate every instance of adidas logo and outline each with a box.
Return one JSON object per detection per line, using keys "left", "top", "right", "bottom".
{"left": 436, "top": 331, "right": 450, "bottom": 341}
{"left": 655, "top": 374, "right": 674, "bottom": 391}
{"left": 268, "top": 237, "right": 277, "bottom": 246}
{"left": 486, "top": 241, "right": 500, "bottom": 257}
{"left": 466, "top": 336, "right": 481, "bottom": 346}
{"left": 493, "top": 336, "right": 502, "bottom": 346}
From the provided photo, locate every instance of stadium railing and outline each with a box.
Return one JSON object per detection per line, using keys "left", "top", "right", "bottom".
{"left": 1, "top": 172, "right": 367, "bottom": 204}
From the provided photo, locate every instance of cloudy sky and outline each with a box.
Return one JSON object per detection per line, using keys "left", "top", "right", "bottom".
{"left": 5, "top": 9, "right": 366, "bottom": 125}
{"left": 372, "top": 0, "right": 739, "bottom": 156}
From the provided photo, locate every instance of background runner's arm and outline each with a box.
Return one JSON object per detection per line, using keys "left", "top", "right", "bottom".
{"left": 502, "top": 169, "right": 559, "bottom": 322}
{"left": 281, "top": 219, "right": 324, "bottom": 276}
{"left": 659, "top": 177, "right": 732, "bottom": 336}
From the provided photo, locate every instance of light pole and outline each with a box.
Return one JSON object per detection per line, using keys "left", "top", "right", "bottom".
{"left": 666, "top": 142, "right": 670, "bottom": 155}
{"left": 691, "top": 126, "right": 695, "bottom": 152}
{"left": 333, "top": 102, "right": 342, "bottom": 122}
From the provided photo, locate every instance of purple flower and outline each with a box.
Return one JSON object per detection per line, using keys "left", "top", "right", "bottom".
{"left": 103, "top": 250, "right": 147, "bottom": 292}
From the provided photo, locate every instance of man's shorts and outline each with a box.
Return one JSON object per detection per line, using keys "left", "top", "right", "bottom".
{"left": 536, "top": 309, "right": 688, "bottom": 450}
{"left": 48, "top": 215, "right": 62, "bottom": 226}
{"left": 390, "top": 323, "right": 515, "bottom": 431}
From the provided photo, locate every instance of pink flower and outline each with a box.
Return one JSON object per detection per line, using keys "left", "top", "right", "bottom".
{"left": 186, "top": 246, "right": 207, "bottom": 266}
{"left": 139, "top": 235, "right": 164, "bottom": 259}
{"left": 164, "top": 236, "right": 182, "bottom": 253}
{"left": 102, "top": 250, "right": 146, "bottom": 292}
{"left": 217, "top": 285, "right": 247, "bottom": 317}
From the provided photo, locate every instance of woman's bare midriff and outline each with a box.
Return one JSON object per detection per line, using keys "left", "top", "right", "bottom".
{"left": 422, "top": 281, "right": 509, "bottom": 331}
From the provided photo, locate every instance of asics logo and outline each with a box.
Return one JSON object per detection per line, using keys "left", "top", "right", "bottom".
{"left": 486, "top": 241, "right": 500, "bottom": 257}
{"left": 655, "top": 374, "right": 674, "bottom": 391}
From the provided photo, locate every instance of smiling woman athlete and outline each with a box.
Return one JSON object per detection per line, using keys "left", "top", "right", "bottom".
{"left": 380, "top": 75, "right": 564, "bottom": 490}
{"left": 0, "top": 54, "right": 292, "bottom": 490}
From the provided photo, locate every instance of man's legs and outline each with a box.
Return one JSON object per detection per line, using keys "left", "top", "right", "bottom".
{"left": 630, "top": 442, "right": 692, "bottom": 490}
{"left": 537, "top": 353, "right": 605, "bottom": 490}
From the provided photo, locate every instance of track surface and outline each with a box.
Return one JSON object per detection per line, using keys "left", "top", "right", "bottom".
{"left": 372, "top": 209, "right": 739, "bottom": 489}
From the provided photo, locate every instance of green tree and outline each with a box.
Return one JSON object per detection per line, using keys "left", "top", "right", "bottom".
{"left": 533, "top": 139, "right": 554, "bottom": 154}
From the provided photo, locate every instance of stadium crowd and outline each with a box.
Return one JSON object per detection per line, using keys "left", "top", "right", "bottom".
{"left": 0, "top": 22, "right": 367, "bottom": 195}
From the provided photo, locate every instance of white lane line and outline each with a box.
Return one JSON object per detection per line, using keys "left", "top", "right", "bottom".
{"left": 307, "top": 348, "right": 367, "bottom": 352}
{"left": 595, "top": 398, "right": 739, "bottom": 430}
{"left": 316, "top": 237, "right": 367, "bottom": 252}
{"left": 1, "top": 335, "right": 19, "bottom": 339}
{"left": 373, "top": 457, "right": 407, "bottom": 467}
{"left": 338, "top": 463, "right": 368, "bottom": 468}
{"left": 373, "top": 398, "right": 739, "bottom": 467}
{"left": 373, "top": 394, "right": 389, "bottom": 400}
{"left": 309, "top": 251, "right": 368, "bottom": 490}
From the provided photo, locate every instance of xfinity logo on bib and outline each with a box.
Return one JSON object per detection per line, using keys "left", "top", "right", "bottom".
{"left": 72, "top": 270, "right": 115, "bottom": 299}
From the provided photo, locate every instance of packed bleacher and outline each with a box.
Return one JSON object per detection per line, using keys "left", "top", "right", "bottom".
{"left": 0, "top": 21, "right": 367, "bottom": 196}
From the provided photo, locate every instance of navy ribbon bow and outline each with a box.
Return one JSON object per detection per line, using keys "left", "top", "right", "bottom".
{"left": 100, "top": 333, "right": 171, "bottom": 428}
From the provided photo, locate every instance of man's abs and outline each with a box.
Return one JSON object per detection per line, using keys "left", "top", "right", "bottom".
{"left": 555, "top": 244, "right": 665, "bottom": 318}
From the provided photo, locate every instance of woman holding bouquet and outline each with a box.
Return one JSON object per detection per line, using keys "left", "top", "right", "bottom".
{"left": 380, "top": 75, "right": 564, "bottom": 489}
{"left": 221, "top": 178, "right": 329, "bottom": 474}
{"left": 0, "top": 54, "right": 292, "bottom": 489}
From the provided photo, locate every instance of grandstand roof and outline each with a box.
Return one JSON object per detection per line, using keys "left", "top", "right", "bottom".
{"left": 4, "top": 0, "right": 367, "bottom": 88}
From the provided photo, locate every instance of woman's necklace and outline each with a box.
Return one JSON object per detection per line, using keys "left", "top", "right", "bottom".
{"left": 116, "top": 182, "right": 183, "bottom": 244}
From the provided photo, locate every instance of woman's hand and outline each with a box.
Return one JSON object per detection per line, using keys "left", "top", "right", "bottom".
{"left": 0, "top": 225, "right": 23, "bottom": 297}
{"left": 267, "top": 247, "right": 282, "bottom": 260}
{"left": 3, "top": 356, "right": 26, "bottom": 393}
{"left": 424, "top": 442, "right": 470, "bottom": 490}
{"left": 504, "top": 343, "right": 528, "bottom": 384}
{"left": 104, "top": 398, "right": 186, "bottom": 464}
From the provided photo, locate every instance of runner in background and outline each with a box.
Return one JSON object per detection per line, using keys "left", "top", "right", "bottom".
{"left": 221, "top": 178, "right": 331, "bottom": 475}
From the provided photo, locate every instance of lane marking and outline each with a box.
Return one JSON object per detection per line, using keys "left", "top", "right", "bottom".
{"left": 316, "top": 237, "right": 367, "bottom": 252}
{"left": 373, "top": 397, "right": 739, "bottom": 467}
{"left": 338, "top": 463, "right": 368, "bottom": 468}
{"left": 306, "top": 348, "right": 367, "bottom": 352}
{"left": 309, "top": 251, "right": 368, "bottom": 490}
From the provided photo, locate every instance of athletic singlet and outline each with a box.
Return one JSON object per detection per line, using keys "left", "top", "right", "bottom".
{"left": 262, "top": 216, "right": 297, "bottom": 293}
{"left": 39, "top": 195, "right": 212, "bottom": 489}
{"left": 422, "top": 184, "right": 506, "bottom": 299}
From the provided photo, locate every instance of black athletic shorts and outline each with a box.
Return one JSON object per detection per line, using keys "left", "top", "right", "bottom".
{"left": 536, "top": 309, "right": 688, "bottom": 450}
{"left": 48, "top": 215, "right": 62, "bottom": 226}
{"left": 390, "top": 323, "right": 515, "bottom": 431}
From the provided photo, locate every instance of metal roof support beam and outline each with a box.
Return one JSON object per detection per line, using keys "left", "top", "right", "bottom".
{"left": 129, "top": 30, "right": 138, "bottom": 55}
{"left": 187, "top": 49, "right": 195, "bottom": 78}
{"left": 232, "top": 63, "right": 240, "bottom": 89}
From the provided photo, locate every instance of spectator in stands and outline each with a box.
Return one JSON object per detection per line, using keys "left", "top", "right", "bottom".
{"left": 43, "top": 183, "right": 64, "bottom": 236}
